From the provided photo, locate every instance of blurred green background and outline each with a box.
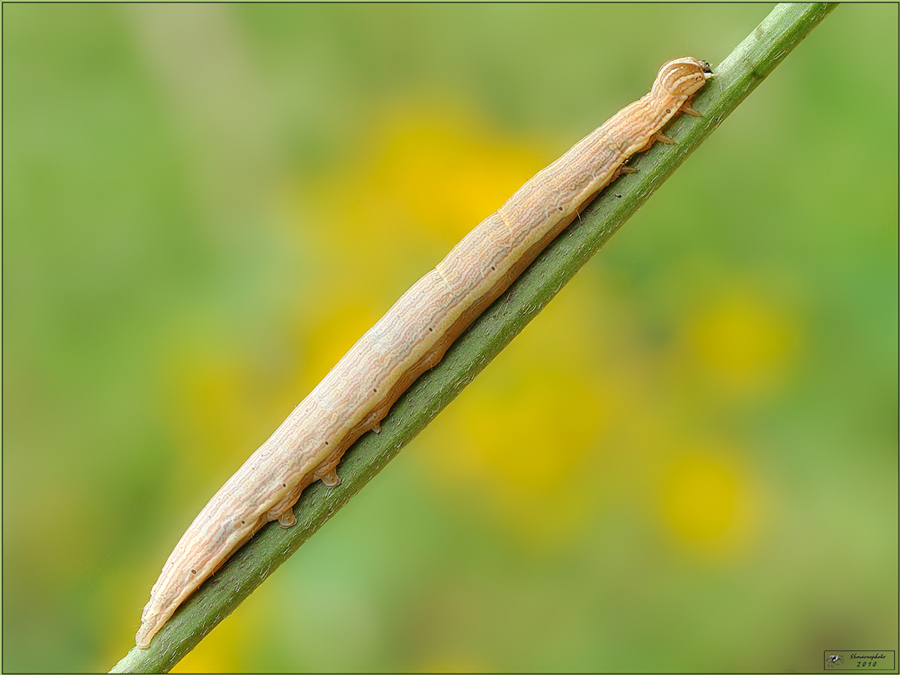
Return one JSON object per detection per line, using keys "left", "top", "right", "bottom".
{"left": 3, "top": 3, "right": 897, "bottom": 672}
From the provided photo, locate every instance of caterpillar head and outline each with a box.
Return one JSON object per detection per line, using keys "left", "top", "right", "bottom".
{"left": 655, "top": 57, "right": 715, "bottom": 98}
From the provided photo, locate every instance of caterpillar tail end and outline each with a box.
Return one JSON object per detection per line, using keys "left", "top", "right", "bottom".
{"left": 134, "top": 617, "right": 157, "bottom": 650}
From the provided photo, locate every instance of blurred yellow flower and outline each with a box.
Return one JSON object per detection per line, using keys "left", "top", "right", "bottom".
{"left": 293, "top": 97, "right": 551, "bottom": 289}
{"left": 422, "top": 281, "right": 616, "bottom": 547}
{"left": 683, "top": 287, "right": 800, "bottom": 397}
{"left": 162, "top": 339, "right": 262, "bottom": 475}
{"left": 659, "top": 445, "right": 759, "bottom": 557}
{"left": 171, "top": 607, "right": 243, "bottom": 674}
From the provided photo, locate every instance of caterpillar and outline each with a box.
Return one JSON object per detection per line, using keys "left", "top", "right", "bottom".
{"left": 136, "top": 56, "right": 713, "bottom": 649}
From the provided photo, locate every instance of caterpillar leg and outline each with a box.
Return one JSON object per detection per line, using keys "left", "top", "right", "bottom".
{"left": 278, "top": 510, "right": 296, "bottom": 527}
{"left": 653, "top": 131, "right": 675, "bottom": 145}
{"left": 320, "top": 468, "right": 341, "bottom": 488}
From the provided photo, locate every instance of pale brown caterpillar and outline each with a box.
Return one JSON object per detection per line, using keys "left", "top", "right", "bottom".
{"left": 136, "top": 56, "right": 713, "bottom": 649}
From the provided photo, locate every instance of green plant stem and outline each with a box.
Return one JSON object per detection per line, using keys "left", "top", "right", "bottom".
{"left": 110, "top": 3, "right": 836, "bottom": 672}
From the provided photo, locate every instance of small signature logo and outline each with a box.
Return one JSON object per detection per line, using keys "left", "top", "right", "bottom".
{"left": 824, "top": 651, "right": 896, "bottom": 670}
{"left": 826, "top": 654, "right": 844, "bottom": 667}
